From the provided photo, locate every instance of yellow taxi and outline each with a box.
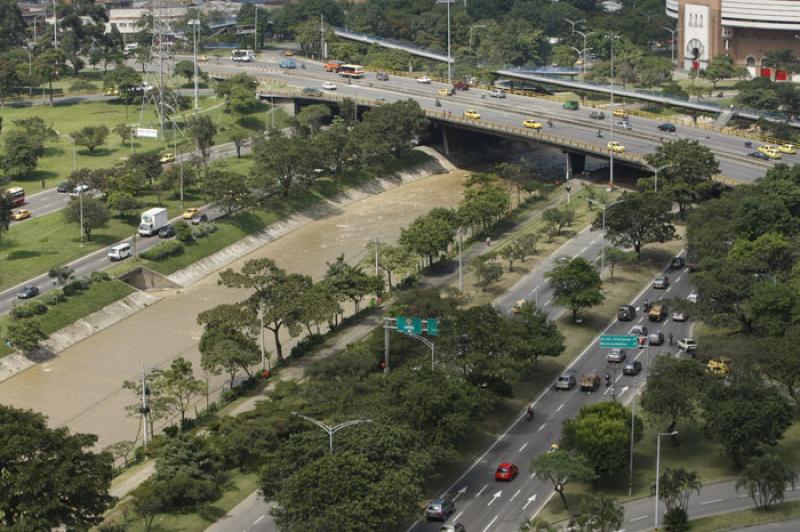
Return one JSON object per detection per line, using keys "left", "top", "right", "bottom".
{"left": 607, "top": 141, "right": 625, "bottom": 153}
{"left": 463, "top": 109, "right": 481, "bottom": 120}
{"left": 198, "top": 55, "right": 208, "bottom": 62}
{"left": 523, "top": 119, "right": 543, "bottom": 130}
{"left": 11, "top": 209, "right": 31, "bottom": 221}
{"left": 284, "top": 50, "right": 294, "bottom": 56}
{"left": 438, "top": 87, "right": 454, "bottom": 96}
{"left": 757, "top": 145, "right": 782, "bottom": 159}
{"left": 103, "top": 87, "right": 119, "bottom": 96}
{"left": 778, "top": 144, "right": 797, "bottom": 154}
{"left": 159, "top": 152, "right": 176, "bottom": 164}
{"left": 706, "top": 358, "right": 730, "bottom": 376}
{"left": 612, "top": 108, "right": 628, "bottom": 118}
{"left": 182, "top": 207, "right": 200, "bottom": 220}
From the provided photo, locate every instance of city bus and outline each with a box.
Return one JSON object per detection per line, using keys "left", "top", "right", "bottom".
{"left": 6, "top": 187, "right": 25, "bottom": 207}
{"left": 338, "top": 64, "right": 365, "bottom": 79}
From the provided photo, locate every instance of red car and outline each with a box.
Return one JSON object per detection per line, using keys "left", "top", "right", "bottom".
{"left": 495, "top": 462, "right": 519, "bottom": 481}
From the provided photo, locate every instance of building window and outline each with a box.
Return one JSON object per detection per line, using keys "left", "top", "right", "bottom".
{"left": 745, "top": 56, "right": 756, "bottom": 66}
{"left": 760, "top": 57, "right": 768, "bottom": 66}
{"left": 699, "top": 14, "right": 703, "bottom": 28}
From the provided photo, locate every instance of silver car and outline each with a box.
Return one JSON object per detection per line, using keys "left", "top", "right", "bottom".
{"left": 607, "top": 348, "right": 627, "bottom": 363}
{"left": 555, "top": 371, "right": 577, "bottom": 390}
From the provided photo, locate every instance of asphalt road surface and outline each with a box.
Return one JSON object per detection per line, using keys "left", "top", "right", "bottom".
{"left": 189, "top": 51, "right": 780, "bottom": 183}
{"left": 733, "top": 517, "right": 800, "bottom": 531}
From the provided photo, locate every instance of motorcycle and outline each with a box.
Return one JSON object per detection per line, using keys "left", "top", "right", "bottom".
{"left": 435, "top": 99, "right": 442, "bottom": 107}
{"left": 604, "top": 373, "right": 612, "bottom": 387}
{"left": 526, "top": 406, "right": 534, "bottom": 421}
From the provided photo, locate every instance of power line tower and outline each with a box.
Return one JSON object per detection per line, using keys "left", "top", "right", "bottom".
{"left": 139, "top": 0, "right": 177, "bottom": 134}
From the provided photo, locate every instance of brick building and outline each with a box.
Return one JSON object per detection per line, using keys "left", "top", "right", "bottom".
{"left": 666, "top": 0, "right": 800, "bottom": 77}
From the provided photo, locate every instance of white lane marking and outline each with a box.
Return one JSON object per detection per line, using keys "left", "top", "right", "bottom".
{"left": 519, "top": 442, "right": 528, "bottom": 452}
{"left": 522, "top": 494, "right": 537, "bottom": 509}
{"left": 591, "top": 237, "right": 600, "bottom": 245}
{"left": 537, "top": 423, "right": 546, "bottom": 432}
{"left": 454, "top": 511, "right": 464, "bottom": 521}
{"left": 482, "top": 515, "right": 499, "bottom": 532}
{"left": 254, "top": 515, "right": 265, "bottom": 525}
{"left": 700, "top": 498, "right": 725, "bottom": 506}
{"left": 638, "top": 317, "right": 644, "bottom": 323}
{"left": 676, "top": 275, "right": 682, "bottom": 283}
{"left": 556, "top": 403, "right": 564, "bottom": 412}
{"left": 629, "top": 515, "right": 648, "bottom": 522}
{"left": 510, "top": 489, "right": 521, "bottom": 502}
{"left": 615, "top": 373, "right": 623, "bottom": 382}
{"left": 665, "top": 286, "right": 672, "bottom": 293}
{"left": 544, "top": 297, "right": 553, "bottom": 306}
{"left": 476, "top": 484, "right": 488, "bottom": 497}
{"left": 580, "top": 246, "right": 588, "bottom": 254}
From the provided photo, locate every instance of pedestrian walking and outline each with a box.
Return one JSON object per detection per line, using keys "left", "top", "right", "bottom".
{"left": 486, "top": 237, "right": 491, "bottom": 246}
{"left": 668, "top": 332, "right": 674, "bottom": 346}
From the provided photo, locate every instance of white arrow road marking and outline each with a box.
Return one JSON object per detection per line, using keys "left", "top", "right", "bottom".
{"left": 700, "top": 498, "right": 725, "bottom": 505}
{"left": 453, "top": 486, "right": 467, "bottom": 500}
{"left": 519, "top": 442, "right": 528, "bottom": 452}
{"left": 482, "top": 515, "right": 498, "bottom": 532}
{"left": 510, "top": 489, "right": 521, "bottom": 502}
{"left": 488, "top": 490, "right": 502, "bottom": 506}
{"left": 638, "top": 316, "right": 644, "bottom": 323}
{"left": 522, "top": 494, "right": 538, "bottom": 510}
{"left": 537, "top": 423, "right": 546, "bottom": 432}
{"left": 556, "top": 403, "right": 564, "bottom": 412}
{"left": 629, "top": 515, "right": 648, "bottom": 522}
{"left": 619, "top": 386, "right": 629, "bottom": 396}
{"left": 476, "top": 484, "right": 488, "bottom": 497}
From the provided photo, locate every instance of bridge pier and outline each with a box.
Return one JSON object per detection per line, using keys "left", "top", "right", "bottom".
{"left": 567, "top": 152, "right": 586, "bottom": 175}
{"left": 441, "top": 125, "right": 451, "bottom": 157}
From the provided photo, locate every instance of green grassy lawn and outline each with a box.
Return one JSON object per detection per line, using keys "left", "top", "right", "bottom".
{"left": 103, "top": 471, "right": 260, "bottom": 532}
{"left": 1, "top": 97, "right": 286, "bottom": 191}
{"left": 690, "top": 500, "right": 800, "bottom": 531}
{"left": 0, "top": 279, "right": 133, "bottom": 357}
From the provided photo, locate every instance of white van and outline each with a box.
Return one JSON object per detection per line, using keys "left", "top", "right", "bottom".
{"left": 108, "top": 243, "right": 131, "bottom": 261}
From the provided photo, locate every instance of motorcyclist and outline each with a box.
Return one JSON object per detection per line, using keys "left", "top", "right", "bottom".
{"left": 547, "top": 119, "right": 553, "bottom": 128}
{"left": 526, "top": 404, "right": 534, "bottom": 420}
{"left": 435, "top": 98, "right": 442, "bottom": 107}
{"left": 596, "top": 129, "right": 603, "bottom": 138}
{"left": 605, "top": 372, "right": 611, "bottom": 387}
{"left": 301, "top": 62, "right": 306, "bottom": 69}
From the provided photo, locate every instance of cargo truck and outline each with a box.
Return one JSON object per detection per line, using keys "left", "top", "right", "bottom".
{"left": 138, "top": 207, "right": 168, "bottom": 236}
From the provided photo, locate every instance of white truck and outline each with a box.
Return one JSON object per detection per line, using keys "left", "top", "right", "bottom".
{"left": 138, "top": 207, "right": 169, "bottom": 237}
{"left": 231, "top": 49, "right": 256, "bottom": 62}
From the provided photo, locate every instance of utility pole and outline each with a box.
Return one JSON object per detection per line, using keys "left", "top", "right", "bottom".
{"left": 608, "top": 33, "right": 619, "bottom": 189}
{"left": 259, "top": 300, "right": 268, "bottom": 371}
{"left": 140, "top": 363, "right": 150, "bottom": 451}
{"left": 52, "top": 0, "right": 58, "bottom": 47}
{"left": 320, "top": 13, "right": 327, "bottom": 60}
{"left": 446, "top": 0, "right": 452, "bottom": 85}
{"left": 457, "top": 230, "right": 464, "bottom": 292}
{"left": 663, "top": 26, "right": 679, "bottom": 64}
{"left": 254, "top": 6, "right": 258, "bottom": 51}
{"left": 374, "top": 238, "right": 380, "bottom": 276}
{"left": 189, "top": 19, "right": 200, "bottom": 111}
{"left": 628, "top": 378, "right": 637, "bottom": 496}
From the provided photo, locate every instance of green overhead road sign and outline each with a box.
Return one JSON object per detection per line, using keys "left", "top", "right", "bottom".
{"left": 427, "top": 318, "right": 439, "bottom": 336}
{"left": 600, "top": 335, "right": 638, "bottom": 349}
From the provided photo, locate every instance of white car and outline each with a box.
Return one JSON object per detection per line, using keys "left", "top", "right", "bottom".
{"left": 322, "top": 81, "right": 337, "bottom": 90}
{"left": 687, "top": 291, "right": 698, "bottom": 303}
{"left": 417, "top": 76, "right": 432, "bottom": 84}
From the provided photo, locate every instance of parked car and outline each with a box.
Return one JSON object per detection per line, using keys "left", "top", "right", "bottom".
{"left": 589, "top": 110, "right": 605, "bottom": 120}
{"left": 489, "top": 88, "right": 506, "bottom": 98}
{"left": 17, "top": 285, "right": 40, "bottom": 299}
{"left": 653, "top": 275, "right": 670, "bottom": 289}
{"left": 623, "top": 360, "right": 642, "bottom": 375}
{"left": 555, "top": 371, "right": 577, "bottom": 390}
{"left": 158, "top": 224, "right": 175, "bottom": 238}
{"left": 678, "top": 338, "right": 697, "bottom": 352}
{"left": 376, "top": 72, "right": 389, "bottom": 81}
{"left": 670, "top": 256, "right": 686, "bottom": 270}
{"left": 57, "top": 182, "right": 71, "bottom": 193}
{"left": 648, "top": 331, "right": 665, "bottom": 346}
{"left": 191, "top": 213, "right": 209, "bottom": 225}
{"left": 322, "top": 81, "right": 337, "bottom": 90}
{"left": 672, "top": 310, "right": 688, "bottom": 322}
{"left": 495, "top": 462, "right": 519, "bottom": 481}
{"left": 159, "top": 152, "right": 176, "bottom": 164}
{"left": 657, "top": 123, "right": 676, "bottom": 132}
{"left": 424, "top": 499, "right": 454, "bottom": 521}
{"left": 607, "top": 348, "right": 627, "bottom": 363}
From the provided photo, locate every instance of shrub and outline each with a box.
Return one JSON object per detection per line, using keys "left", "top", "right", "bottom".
{"left": 43, "top": 289, "right": 67, "bottom": 306}
{"left": 175, "top": 221, "right": 193, "bottom": 243}
{"left": 202, "top": 223, "right": 218, "bottom": 234}
{"left": 90, "top": 271, "right": 111, "bottom": 283}
{"left": 29, "top": 301, "right": 48, "bottom": 315}
{"left": 288, "top": 334, "right": 324, "bottom": 360}
{"left": 11, "top": 304, "right": 36, "bottom": 320}
{"left": 63, "top": 277, "right": 92, "bottom": 296}
{"left": 141, "top": 240, "right": 184, "bottom": 261}
{"left": 663, "top": 508, "right": 689, "bottom": 532}
{"left": 191, "top": 229, "right": 207, "bottom": 240}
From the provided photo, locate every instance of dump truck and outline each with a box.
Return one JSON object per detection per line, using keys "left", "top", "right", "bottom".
{"left": 579, "top": 372, "right": 601, "bottom": 392}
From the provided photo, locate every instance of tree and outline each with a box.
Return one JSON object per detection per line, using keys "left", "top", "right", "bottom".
{"left": 33, "top": 48, "right": 67, "bottom": 105}
{"left": 519, "top": 516, "right": 557, "bottom": 532}
{"left": 569, "top": 493, "right": 624, "bottom": 532}
{"left": 763, "top": 48, "right": 800, "bottom": 75}
{"left": 105, "top": 64, "right": 142, "bottom": 109}
{"left": 325, "top": 254, "right": 383, "bottom": 313}
{"left": 71, "top": 125, "right": 110, "bottom": 154}
{"left": 704, "top": 367, "right": 793, "bottom": 466}
{"left": 542, "top": 206, "right": 574, "bottom": 240}
{"left": 374, "top": 243, "right": 416, "bottom": 289}
{"left": 644, "top": 139, "right": 719, "bottom": 218}
{"left": 471, "top": 256, "right": 503, "bottom": 291}
{"left": 700, "top": 55, "right": 746, "bottom": 91}
{"left": 399, "top": 209, "right": 457, "bottom": 266}
{"left": 0, "top": 191, "right": 12, "bottom": 241}
{"left": 562, "top": 401, "right": 643, "bottom": 476}
{"left": 187, "top": 114, "right": 217, "bottom": 168}
{"left": 130, "top": 481, "right": 169, "bottom": 532}
{"left": 550, "top": 45, "right": 577, "bottom": 67}
{"left": 5, "top": 319, "right": 48, "bottom": 354}
{"left": 199, "top": 323, "right": 261, "bottom": 387}
{"left": 48, "top": 266, "right": 75, "bottom": 287}
{"left": 513, "top": 302, "right": 565, "bottom": 363}
{"left": 600, "top": 192, "right": 676, "bottom": 255}
{"left": 174, "top": 60, "right": 198, "bottom": 83}
{"left": 458, "top": 180, "right": 510, "bottom": 232}
{"left": 144, "top": 357, "right": 205, "bottom": 426}
{"left": 0, "top": 404, "right": 114, "bottom": 529}
{"left": 604, "top": 246, "right": 636, "bottom": 280}
{"left": 204, "top": 168, "right": 251, "bottom": 216}
{"left": 113, "top": 123, "right": 132, "bottom": 145}
{"left": 106, "top": 191, "right": 140, "bottom": 217}
{"left": 662, "top": 508, "right": 690, "bottom": 532}
{"left": 2, "top": 129, "right": 45, "bottom": 176}
{"left": 546, "top": 257, "right": 604, "bottom": 322}
{"left": 0, "top": 56, "right": 21, "bottom": 107}
{"left": 215, "top": 73, "right": 258, "bottom": 118}
{"left": 228, "top": 125, "right": 249, "bottom": 158}
{"left": 736, "top": 454, "right": 798, "bottom": 510}
{"left": 0, "top": 0, "right": 26, "bottom": 54}
{"left": 250, "top": 133, "right": 313, "bottom": 198}
{"left": 62, "top": 196, "right": 110, "bottom": 241}
{"left": 296, "top": 104, "right": 332, "bottom": 136}
{"left": 529, "top": 450, "right": 596, "bottom": 510}
{"left": 656, "top": 467, "right": 702, "bottom": 513}
{"left": 641, "top": 357, "right": 706, "bottom": 432}
{"left": 218, "top": 258, "right": 311, "bottom": 361}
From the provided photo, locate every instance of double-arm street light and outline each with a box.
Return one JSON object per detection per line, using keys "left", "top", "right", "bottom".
{"left": 647, "top": 163, "right": 673, "bottom": 193}
{"left": 655, "top": 430, "right": 680, "bottom": 529}
{"left": 608, "top": 32, "right": 621, "bottom": 188}
{"left": 566, "top": 18, "right": 588, "bottom": 82}
{"left": 188, "top": 19, "right": 200, "bottom": 111}
{"left": 663, "top": 26, "right": 679, "bottom": 64}
{"left": 404, "top": 331, "right": 436, "bottom": 371}
{"left": 292, "top": 413, "right": 373, "bottom": 454}
{"left": 586, "top": 198, "right": 624, "bottom": 273}
{"left": 56, "top": 131, "right": 82, "bottom": 243}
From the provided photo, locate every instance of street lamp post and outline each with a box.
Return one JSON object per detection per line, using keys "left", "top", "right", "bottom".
{"left": 457, "top": 229, "right": 464, "bottom": 292}
{"left": 565, "top": 18, "right": 588, "bottom": 82}
{"left": 469, "top": 24, "right": 486, "bottom": 51}
{"left": 655, "top": 431, "right": 679, "bottom": 530}
{"left": 663, "top": 26, "right": 679, "bottom": 65}
{"left": 405, "top": 331, "right": 436, "bottom": 370}
{"left": 647, "top": 164, "right": 672, "bottom": 193}
{"left": 587, "top": 198, "right": 623, "bottom": 273}
{"left": 292, "top": 413, "right": 372, "bottom": 454}
{"left": 608, "top": 33, "right": 620, "bottom": 189}
{"left": 446, "top": 0, "right": 452, "bottom": 86}
{"left": 57, "top": 131, "right": 81, "bottom": 242}
{"left": 254, "top": 6, "right": 259, "bottom": 51}
{"left": 189, "top": 19, "right": 200, "bottom": 111}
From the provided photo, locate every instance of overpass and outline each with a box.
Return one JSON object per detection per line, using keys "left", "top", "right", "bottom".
{"left": 332, "top": 27, "right": 794, "bottom": 125}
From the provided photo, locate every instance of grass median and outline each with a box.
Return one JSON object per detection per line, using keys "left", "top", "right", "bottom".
{"left": 690, "top": 499, "right": 800, "bottom": 532}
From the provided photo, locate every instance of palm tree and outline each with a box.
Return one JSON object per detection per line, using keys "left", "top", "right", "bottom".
{"left": 655, "top": 467, "right": 703, "bottom": 512}
{"left": 519, "top": 516, "right": 556, "bottom": 532}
